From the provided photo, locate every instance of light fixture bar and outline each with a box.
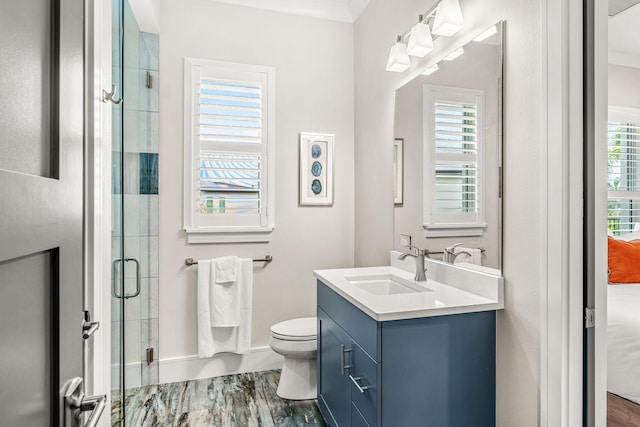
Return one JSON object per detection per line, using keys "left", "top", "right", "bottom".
{"left": 442, "top": 47, "right": 464, "bottom": 61}
{"left": 396, "top": 3, "right": 440, "bottom": 45}
{"left": 473, "top": 25, "right": 497, "bottom": 42}
{"left": 421, "top": 64, "right": 439, "bottom": 75}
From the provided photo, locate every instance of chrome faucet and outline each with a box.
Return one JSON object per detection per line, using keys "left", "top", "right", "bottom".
{"left": 443, "top": 243, "right": 471, "bottom": 263}
{"left": 397, "top": 246, "right": 428, "bottom": 281}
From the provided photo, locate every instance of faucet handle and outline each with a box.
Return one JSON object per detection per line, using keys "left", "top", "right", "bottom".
{"left": 445, "top": 243, "right": 463, "bottom": 252}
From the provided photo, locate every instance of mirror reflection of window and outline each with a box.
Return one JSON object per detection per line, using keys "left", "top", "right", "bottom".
{"left": 427, "top": 88, "right": 483, "bottom": 224}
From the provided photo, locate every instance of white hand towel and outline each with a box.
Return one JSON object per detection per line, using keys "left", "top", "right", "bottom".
{"left": 215, "top": 256, "right": 238, "bottom": 283}
{"left": 197, "top": 260, "right": 214, "bottom": 356}
{"left": 198, "top": 258, "right": 252, "bottom": 357}
{"left": 453, "top": 247, "right": 482, "bottom": 265}
{"left": 210, "top": 257, "right": 240, "bottom": 327}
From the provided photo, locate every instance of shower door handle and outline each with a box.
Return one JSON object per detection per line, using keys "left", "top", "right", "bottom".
{"left": 124, "top": 258, "right": 141, "bottom": 299}
{"left": 112, "top": 259, "right": 124, "bottom": 298}
{"left": 112, "top": 258, "right": 141, "bottom": 299}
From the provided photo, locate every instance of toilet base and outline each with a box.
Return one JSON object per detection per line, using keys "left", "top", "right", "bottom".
{"left": 277, "top": 356, "right": 317, "bottom": 400}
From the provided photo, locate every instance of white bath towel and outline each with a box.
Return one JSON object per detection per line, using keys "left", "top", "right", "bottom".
{"left": 453, "top": 247, "right": 482, "bottom": 265}
{"left": 197, "top": 258, "right": 253, "bottom": 357}
{"left": 215, "top": 256, "right": 238, "bottom": 283}
{"left": 210, "top": 257, "right": 241, "bottom": 327}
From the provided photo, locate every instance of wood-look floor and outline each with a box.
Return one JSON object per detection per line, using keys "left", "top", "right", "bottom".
{"left": 111, "top": 370, "right": 326, "bottom": 427}
{"left": 608, "top": 392, "right": 640, "bottom": 427}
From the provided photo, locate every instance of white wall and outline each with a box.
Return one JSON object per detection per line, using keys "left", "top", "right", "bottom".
{"left": 609, "top": 64, "right": 640, "bottom": 108}
{"left": 354, "top": 0, "right": 542, "bottom": 425}
{"left": 158, "top": 0, "right": 355, "bottom": 363}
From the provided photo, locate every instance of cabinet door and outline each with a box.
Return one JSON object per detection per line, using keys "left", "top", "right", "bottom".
{"left": 350, "top": 342, "right": 378, "bottom": 427}
{"left": 318, "top": 308, "right": 351, "bottom": 427}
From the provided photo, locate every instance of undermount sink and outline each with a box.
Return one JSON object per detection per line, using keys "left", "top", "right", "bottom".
{"left": 345, "top": 274, "right": 432, "bottom": 296}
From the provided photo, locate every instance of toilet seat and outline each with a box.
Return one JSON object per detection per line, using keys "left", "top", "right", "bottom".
{"left": 270, "top": 317, "right": 317, "bottom": 341}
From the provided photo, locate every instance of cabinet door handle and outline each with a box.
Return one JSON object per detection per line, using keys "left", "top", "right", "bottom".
{"left": 349, "top": 375, "right": 372, "bottom": 394}
{"left": 340, "top": 344, "right": 352, "bottom": 375}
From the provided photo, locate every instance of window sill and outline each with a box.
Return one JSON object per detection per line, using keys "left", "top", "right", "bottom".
{"left": 185, "top": 226, "right": 274, "bottom": 244}
{"left": 423, "top": 223, "right": 486, "bottom": 238}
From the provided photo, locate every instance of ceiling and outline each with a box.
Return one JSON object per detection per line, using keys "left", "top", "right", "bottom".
{"left": 609, "top": 1, "right": 640, "bottom": 67}
{"left": 207, "top": 0, "right": 370, "bottom": 23}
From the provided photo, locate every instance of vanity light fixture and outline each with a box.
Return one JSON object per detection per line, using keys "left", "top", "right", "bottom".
{"left": 407, "top": 15, "right": 434, "bottom": 57}
{"left": 442, "top": 46, "right": 464, "bottom": 61}
{"left": 422, "top": 64, "right": 439, "bottom": 75}
{"left": 386, "top": 35, "right": 411, "bottom": 72}
{"left": 385, "top": 0, "right": 466, "bottom": 72}
{"left": 432, "top": 0, "right": 465, "bottom": 37}
{"left": 473, "top": 25, "right": 498, "bottom": 42}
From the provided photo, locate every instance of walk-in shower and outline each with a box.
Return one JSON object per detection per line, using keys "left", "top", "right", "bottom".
{"left": 110, "top": 0, "right": 159, "bottom": 424}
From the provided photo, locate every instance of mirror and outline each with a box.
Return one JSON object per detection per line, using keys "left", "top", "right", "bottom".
{"left": 393, "top": 21, "right": 503, "bottom": 271}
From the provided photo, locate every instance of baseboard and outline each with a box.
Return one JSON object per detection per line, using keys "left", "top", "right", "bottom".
{"left": 159, "top": 346, "right": 283, "bottom": 384}
{"left": 111, "top": 347, "right": 283, "bottom": 390}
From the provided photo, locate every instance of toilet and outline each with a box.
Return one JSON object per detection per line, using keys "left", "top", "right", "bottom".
{"left": 269, "top": 317, "right": 317, "bottom": 400}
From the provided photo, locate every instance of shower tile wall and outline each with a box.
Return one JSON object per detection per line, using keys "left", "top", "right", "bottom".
{"left": 112, "top": 0, "right": 159, "bottom": 391}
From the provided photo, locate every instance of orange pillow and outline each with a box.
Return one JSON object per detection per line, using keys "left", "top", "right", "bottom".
{"left": 608, "top": 236, "right": 640, "bottom": 283}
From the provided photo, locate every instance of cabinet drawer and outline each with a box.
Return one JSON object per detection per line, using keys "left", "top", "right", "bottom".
{"left": 349, "top": 341, "right": 378, "bottom": 427}
{"left": 317, "top": 280, "right": 379, "bottom": 361}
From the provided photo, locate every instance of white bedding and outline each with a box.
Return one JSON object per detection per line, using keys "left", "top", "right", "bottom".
{"left": 608, "top": 284, "right": 640, "bottom": 404}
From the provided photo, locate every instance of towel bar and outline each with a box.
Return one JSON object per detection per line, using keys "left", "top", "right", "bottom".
{"left": 185, "top": 255, "right": 272, "bottom": 266}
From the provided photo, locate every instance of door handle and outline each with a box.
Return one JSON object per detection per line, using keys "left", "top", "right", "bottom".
{"left": 124, "top": 258, "right": 141, "bottom": 298}
{"left": 62, "top": 377, "right": 106, "bottom": 427}
{"left": 340, "top": 344, "right": 352, "bottom": 375}
{"left": 112, "top": 259, "right": 124, "bottom": 298}
{"left": 349, "top": 375, "right": 372, "bottom": 394}
{"left": 79, "top": 394, "right": 107, "bottom": 427}
{"left": 112, "top": 258, "right": 141, "bottom": 299}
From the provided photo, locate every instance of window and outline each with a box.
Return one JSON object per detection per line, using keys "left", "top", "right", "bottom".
{"left": 608, "top": 107, "right": 640, "bottom": 236}
{"left": 423, "top": 85, "right": 486, "bottom": 237}
{"left": 184, "top": 58, "right": 275, "bottom": 243}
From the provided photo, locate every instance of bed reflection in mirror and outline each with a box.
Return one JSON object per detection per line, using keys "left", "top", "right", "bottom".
{"left": 393, "top": 21, "right": 503, "bottom": 271}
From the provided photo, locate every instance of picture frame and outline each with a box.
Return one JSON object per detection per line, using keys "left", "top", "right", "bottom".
{"left": 299, "top": 132, "right": 334, "bottom": 206}
{"left": 394, "top": 138, "right": 404, "bottom": 205}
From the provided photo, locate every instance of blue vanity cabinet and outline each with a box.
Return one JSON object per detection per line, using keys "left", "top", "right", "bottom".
{"left": 317, "top": 280, "right": 496, "bottom": 427}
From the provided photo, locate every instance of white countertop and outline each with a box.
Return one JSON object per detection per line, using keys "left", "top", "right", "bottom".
{"left": 314, "top": 265, "right": 503, "bottom": 322}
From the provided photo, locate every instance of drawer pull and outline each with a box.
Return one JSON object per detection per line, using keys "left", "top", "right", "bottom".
{"left": 349, "top": 375, "right": 372, "bottom": 393}
{"left": 340, "top": 344, "right": 352, "bottom": 375}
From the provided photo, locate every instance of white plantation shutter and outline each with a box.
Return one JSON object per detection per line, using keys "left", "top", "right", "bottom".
{"left": 423, "top": 86, "right": 485, "bottom": 237}
{"left": 608, "top": 108, "right": 640, "bottom": 235}
{"left": 184, "top": 59, "right": 275, "bottom": 243}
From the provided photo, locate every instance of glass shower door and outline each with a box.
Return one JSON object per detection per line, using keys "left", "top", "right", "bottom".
{"left": 111, "top": 0, "right": 160, "bottom": 424}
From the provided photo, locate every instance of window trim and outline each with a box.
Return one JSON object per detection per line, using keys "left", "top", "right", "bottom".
{"left": 422, "top": 84, "right": 486, "bottom": 237}
{"left": 183, "top": 58, "right": 275, "bottom": 244}
{"left": 607, "top": 105, "right": 640, "bottom": 236}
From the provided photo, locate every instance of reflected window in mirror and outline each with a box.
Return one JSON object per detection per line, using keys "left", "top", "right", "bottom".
{"left": 423, "top": 85, "right": 485, "bottom": 237}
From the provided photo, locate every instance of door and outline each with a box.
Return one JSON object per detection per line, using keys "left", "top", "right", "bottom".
{"left": 111, "top": 0, "right": 161, "bottom": 423}
{"left": 318, "top": 308, "right": 351, "bottom": 427}
{"left": 0, "top": 0, "right": 102, "bottom": 425}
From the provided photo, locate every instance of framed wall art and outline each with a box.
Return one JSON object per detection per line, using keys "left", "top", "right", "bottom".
{"left": 299, "top": 132, "right": 334, "bottom": 206}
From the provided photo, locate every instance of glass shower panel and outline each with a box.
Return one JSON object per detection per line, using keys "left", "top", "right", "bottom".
{"left": 111, "top": 0, "right": 159, "bottom": 424}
